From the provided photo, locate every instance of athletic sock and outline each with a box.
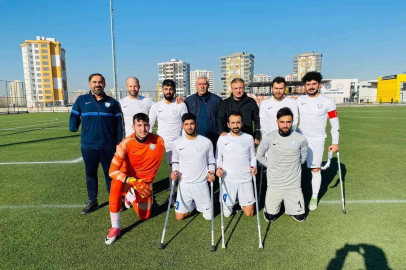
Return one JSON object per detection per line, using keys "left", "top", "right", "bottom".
{"left": 126, "top": 190, "right": 136, "bottom": 204}
{"left": 110, "top": 212, "right": 120, "bottom": 228}
{"left": 311, "top": 171, "right": 322, "bottom": 198}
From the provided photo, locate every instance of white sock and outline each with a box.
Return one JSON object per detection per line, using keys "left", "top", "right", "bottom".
{"left": 126, "top": 190, "right": 136, "bottom": 204}
{"left": 110, "top": 212, "right": 120, "bottom": 229}
{"left": 311, "top": 171, "right": 322, "bottom": 198}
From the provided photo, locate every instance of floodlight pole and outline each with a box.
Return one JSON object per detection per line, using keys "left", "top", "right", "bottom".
{"left": 110, "top": 0, "right": 118, "bottom": 100}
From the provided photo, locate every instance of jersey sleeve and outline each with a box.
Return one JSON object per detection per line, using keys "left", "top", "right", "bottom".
{"left": 300, "top": 135, "right": 308, "bottom": 165}
{"left": 249, "top": 137, "right": 257, "bottom": 168}
{"left": 327, "top": 100, "right": 340, "bottom": 144}
{"left": 171, "top": 141, "right": 179, "bottom": 171}
{"left": 148, "top": 103, "right": 158, "bottom": 133}
{"left": 69, "top": 98, "right": 81, "bottom": 132}
{"left": 256, "top": 135, "right": 270, "bottom": 167}
{"left": 181, "top": 103, "right": 188, "bottom": 116}
{"left": 291, "top": 99, "right": 299, "bottom": 132}
{"left": 207, "top": 140, "right": 216, "bottom": 172}
{"left": 109, "top": 138, "right": 130, "bottom": 182}
{"left": 215, "top": 137, "right": 224, "bottom": 169}
{"left": 259, "top": 102, "right": 268, "bottom": 135}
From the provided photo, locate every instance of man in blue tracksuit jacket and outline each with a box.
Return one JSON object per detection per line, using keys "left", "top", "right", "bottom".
{"left": 69, "top": 73, "right": 123, "bottom": 214}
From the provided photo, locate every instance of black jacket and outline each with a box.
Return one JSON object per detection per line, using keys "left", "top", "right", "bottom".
{"left": 217, "top": 92, "right": 261, "bottom": 140}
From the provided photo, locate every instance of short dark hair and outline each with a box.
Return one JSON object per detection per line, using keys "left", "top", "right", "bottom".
{"left": 162, "top": 79, "right": 176, "bottom": 89}
{"left": 276, "top": 107, "right": 293, "bottom": 120}
{"left": 133, "top": 113, "right": 149, "bottom": 124}
{"left": 271, "top": 77, "right": 286, "bottom": 88}
{"left": 301, "top": 72, "right": 323, "bottom": 84}
{"left": 231, "top": 78, "right": 245, "bottom": 85}
{"left": 89, "top": 73, "right": 106, "bottom": 83}
{"left": 181, "top": 113, "right": 196, "bottom": 123}
{"left": 227, "top": 111, "right": 242, "bottom": 123}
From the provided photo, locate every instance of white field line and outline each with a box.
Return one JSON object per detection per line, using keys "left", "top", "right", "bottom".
{"left": 1, "top": 200, "right": 406, "bottom": 210}
{"left": 338, "top": 116, "right": 406, "bottom": 119}
{"left": 339, "top": 110, "right": 406, "bottom": 113}
{"left": 0, "top": 157, "right": 83, "bottom": 165}
{"left": 0, "top": 117, "right": 59, "bottom": 124}
{"left": 0, "top": 120, "right": 67, "bottom": 131}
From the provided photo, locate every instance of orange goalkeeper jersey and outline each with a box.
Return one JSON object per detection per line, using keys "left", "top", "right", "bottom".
{"left": 109, "top": 133, "right": 165, "bottom": 183}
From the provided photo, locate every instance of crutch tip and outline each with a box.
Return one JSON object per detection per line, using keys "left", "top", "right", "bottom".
{"left": 259, "top": 245, "right": 264, "bottom": 249}
{"left": 159, "top": 243, "right": 164, "bottom": 249}
{"left": 343, "top": 210, "right": 346, "bottom": 214}
{"left": 210, "top": 245, "right": 216, "bottom": 252}
{"left": 222, "top": 244, "right": 226, "bottom": 249}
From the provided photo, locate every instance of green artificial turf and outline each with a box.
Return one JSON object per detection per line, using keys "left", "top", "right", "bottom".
{"left": 0, "top": 107, "right": 405, "bottom": 269}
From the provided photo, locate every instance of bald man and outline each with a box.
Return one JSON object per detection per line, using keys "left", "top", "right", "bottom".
{"left": 119, "top": 77, "right": 155, "bottom": 137}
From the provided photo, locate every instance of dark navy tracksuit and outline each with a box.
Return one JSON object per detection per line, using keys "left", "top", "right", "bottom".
{"left": 69, "top": 91, "right": 123, "bottom": 202}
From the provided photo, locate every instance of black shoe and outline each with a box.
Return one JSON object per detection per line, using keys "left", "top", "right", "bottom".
{"left": 81, "top": 200, "right": 98, "bottom": 215}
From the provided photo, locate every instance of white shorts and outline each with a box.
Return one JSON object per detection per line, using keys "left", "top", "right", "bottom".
{"left": 265, "top": 187, "right": 305, "bottom": 215}
{"left": 220, "top": 180, "right": 255, "bottom": 207}
{"left": 175, "top": 181, "right": 211, "bottom": 214}
{"left": 306, "top": 139, "right": 325, "bottom": 168}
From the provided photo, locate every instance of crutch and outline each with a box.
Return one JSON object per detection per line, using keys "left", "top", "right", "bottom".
{"left": 336, "top": 152, "right": 346, "bottom": 214}
{"left": 252, "top": 174, "right": 264, "bottom": 249}
{"left": 159, "top": 172, "right": 177, "bottom": 249}
{"left": 258, "top": 164, "right": 264, "bottom": 206}
{"left": 219, "top": 176, "right": 226, "bottom": 249}
{"left": 210, "top": 181, "right": 215, "bottom": 251}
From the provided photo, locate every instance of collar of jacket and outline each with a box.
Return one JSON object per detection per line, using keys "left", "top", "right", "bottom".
{"left": 196, "top": 91, "right": 211, "bottom": 101}
{"left": 88, "top": 90, "right": 109, "bottom": 102}
{"left": 230, "top": 92, "right": 249, "bottom": 104}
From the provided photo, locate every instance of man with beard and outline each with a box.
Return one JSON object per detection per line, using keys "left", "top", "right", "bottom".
{"left": 260, "top": 77, "right": 298, "bottom": 135}
{"left": 149, "top": 79, "right": 188, "bottom": 205}
{"left": 119, "top": 77, "right": 155, "bottom": 137}
{"left": 171, "top": 113, "right": 215, "bottom": 221}
{"left": 184, "top": 76, "right": 222, "bottom": 147}
{"left": 256, "top": 107, "right": 308, "bottom": 223}
{"left": 69, "top": 73, "right": 123, "bottom": 215}
{"left": 105, "top": 113, "right": 165, "bottom": 244}
{"left": 297, "top": 72, "right": 340, "bottom": 211}
{"left": 217, "top": 78, "right": 261, "bottom": 146}
{"left": 216, "top": 112, "right": 257, "bottom": 217}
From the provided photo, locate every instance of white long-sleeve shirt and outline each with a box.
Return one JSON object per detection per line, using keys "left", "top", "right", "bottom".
{"left": 149, "top": 99, "right": 188, "bottom": 149}
{"left": 172, "top": 135, "right": 215, "bottom": 183}
{"left": 119, "top": 96, "right": 155, "bottom": 137}
{"left": 260, "top": 97, "right": 298, "bottom": 135}
{"left": 297, "top": 94, "right": 340, "bottom": 144}
{"left": 216, "top": 133, "right": 256, "bottom": 184}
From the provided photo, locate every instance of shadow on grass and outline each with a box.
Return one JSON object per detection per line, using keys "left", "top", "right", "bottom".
{"left": 0, "top": 134, "right": 80, "bottom": 147}
{"left": 327, "top": 243, "right": 392, "bottom": 270}
{"left": 215, "top": 209, "right": 238, "bottom": 249}
{"left": 225, "top": 211, "right": 244, "bottom": 247}
{"left": 163, "top": 212, "right": 199, "bottom": 248}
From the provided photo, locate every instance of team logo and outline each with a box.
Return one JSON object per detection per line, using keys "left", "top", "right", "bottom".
{"left": 223, "top": 193, "right": 228, "bottom": 203}
{"left": 139, "top": 103, "right": 144, "bottom": 108}
{"left": 291, "top": 141, "right": 297, "bottom": 147}
{"left": 325, "top": 82, "right": 331, "bottom": 90}
{"left": 317, "top": 104, "right": 323, "bottom": 109}
{"left": 173, "top": 110, "right": 178, "bottom": 115}
{"left": 105, "top": 102, "right": 111, "bottom": 108}
{"left": 197, "top": 146, "right": 202, "bottom": 152}
{"left": 149, "top": 144, "right": 156, "bottom": 150}
{"left": 241, "top": 142, "right": 246, "bottom": 147}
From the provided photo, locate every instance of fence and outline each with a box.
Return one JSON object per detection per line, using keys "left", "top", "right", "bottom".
{"left": 0, "top": 80, "right": 28, "bottom": 114}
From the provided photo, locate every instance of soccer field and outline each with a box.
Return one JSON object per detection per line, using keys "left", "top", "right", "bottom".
{"left": 1, "top": 106, "right": 405, "bottom": 270}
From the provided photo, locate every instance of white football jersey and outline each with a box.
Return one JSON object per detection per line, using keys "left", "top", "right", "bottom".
{"left": 260, "top": 97, "right": 298, "bottom": 135}
{"left": 216, "top": 133, "right": 256, "bottom": 184}
{"left": 172, "top": 135, "right": 215, "bottom": 183}
{"left": 149, "top": 99, "right": 188, "bottom": 149}
{"left": 297, "top": 94, "right": 339, "bottom": 143}
{"left": 119, "top": 96, "right": 155, "bottom": 137}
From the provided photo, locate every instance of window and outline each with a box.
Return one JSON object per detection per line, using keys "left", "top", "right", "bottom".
{"left": 37, "top": 73, "right": 41, "bottom": 77}
{"left": 35, "top": 50, "right": 39, "bottom": 54}
{"left": 37, "top": 79, "right": 42, "bottom": 83}
{"left": 43, "top": 61, "right": 49, "bottom": 65}
{"left": 45, "top": 90, "right": 52, "bottom": 94}
{"left": 36, "top": 61, "right": 40, "bottom": 65}
{"left": 41, "top": 50, "right": 48, "bottom": 53}
{"left": 39, "top": 96, "right": 43, "bottom": 100}
{"left": 32, "top": 97, "right": 37, "bottom": 100}
{"left": 43, "top": 73, "right": 50, "bottom": 77}
{"left": 36, "top": 67, "right": 40, "bottom": 71}
{"left": 38, "top": 90, "right": 43, "bottom": 94}
{"left": 30, "top": 68, "right": 34, "bottom": 71}
{"left": 46, "top": 96, "right": 52, "bottom": 100}
{"left": 43, "top": 67, "right": 49, "bottom": 71}
{"left": 42, "top": 55, "right": 48, "bottom": 60}
{"left": 41, "top": 44, "right": 47, "bottom": 48}
{"left": 38, "top": 85, "right": 42, "bottom": 89}
{"left": 34, "top": 44, "right": 38, "bottom": 48}
{"left": 44, "top": 84, "right": 51, "bottom": 88}
{"left": 44, "top": 79, "right": 51, "bottom": 83}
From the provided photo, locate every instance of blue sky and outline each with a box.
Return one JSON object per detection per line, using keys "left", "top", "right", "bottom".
{"left": 1, "top": 0, "right": 405, "bottom": 95}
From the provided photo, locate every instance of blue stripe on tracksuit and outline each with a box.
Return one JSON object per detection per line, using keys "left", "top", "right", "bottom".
{"left": 69, "top": 91, "right": 124, "bottom": 201}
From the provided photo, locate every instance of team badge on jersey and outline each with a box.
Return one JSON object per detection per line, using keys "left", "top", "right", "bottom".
{"left": 105, "top": 102, "right": 111, "bottom": 108}
{"left": 197, "top": 146, "right": 202, "bottom": 152}
{"left": 139, "top": 103, "right": 144, "bottom": 108}
{"left": 241, "top": 142, "right": 246, "bottom": 147}
{"left": 291, "top": 141, "right": 297, "bottom": 147}
{"left": 173, "top": 110, "right": 178, "bottom": 115}
{"left": 150, "top": 144, "right": 156, "bottom": 150}
{"left": 317, "top": 104, "right": 323, "bottom": 109}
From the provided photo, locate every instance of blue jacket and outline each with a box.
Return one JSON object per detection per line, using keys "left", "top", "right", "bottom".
{"left": 184, "top": 92, "right": 222, "bottom": 134}
{"left": 69, "top": 91, "right": 123, "bottom": 149}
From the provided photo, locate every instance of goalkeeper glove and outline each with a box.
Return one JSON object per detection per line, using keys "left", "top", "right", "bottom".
{"left": 126, "top": 177, "right": 151, "bottom": 198}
